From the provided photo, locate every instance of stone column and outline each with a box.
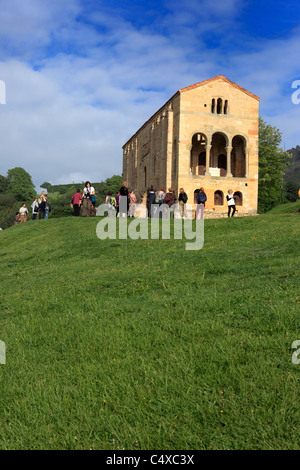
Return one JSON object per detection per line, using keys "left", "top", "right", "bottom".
{"left": 165, "top": 105, "right": 173, "bottom": 191}
{"left": 205, "top": 144, "right": 211, "bottom": 176}
{"left": 226, "top": 145, "right": 233, "bottom": 177}
{"left": 122, "top": 146, "right": 128, "bottom": 182}
{"left": 245, "top": 144, "right": 249, "bottom": 178}
{"left": 150, "top": 123, "right": 154, "bottom": 187}
{"left": 129, "top": 143, "right": 133, "bottom": 186}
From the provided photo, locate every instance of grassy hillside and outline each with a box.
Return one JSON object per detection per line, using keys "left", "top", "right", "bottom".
{"left": 0, "top": 215, "right": 299, "bottom": 450}
{"left": 267, "top": 200, "right": 300, "bottom": 214}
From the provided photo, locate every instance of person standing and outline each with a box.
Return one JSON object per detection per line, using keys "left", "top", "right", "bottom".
{"left": 178, "top": 188, "right": 188, "bottom": 218}
{"left": 157, "top": 186, "right": 166, "bottom": 206}
{"left": 14, "top": 212, "right": 21, "bottom": 225}
{"left": 164, "top": 188, "right": 176, "bottom": 207}
{"left": 115, "top": 191, "right": 120, "bottom": 217}
{"left": 119, "top": 181, "right": 129, "bottom": 216}
{"left": 226, "top": 189, "right": 236, "bottom": 217}
{"left": 105, "top": 191, "right": 116, "bottom": 217}
{"left": 19, "top": 203, "right": 28, "bottom": 222}
{"left": 147, "top": 186, "right": 156, "bottom": 217}
{"left": 72, "top": 189, "right": 82, "bottom": 216}
{"left": 164, "top": 188, "right": 177, "bottom": 218}
{"left": 157, "top": 186, "right": 166, "bottom": 218}
{"left": 44, "top": 194, "right": 51, "bottom": 219}
{"left": 82, "top": 181, "right": 95, "bottom": 217}
{"left": 195, "top": 187, "right": 207, "bottom": 219}
{"left": 31, "top": 198, "right": 39, "bottom": 220}
{"left": 129, "top": 189, "right": 137, "bottom": 218}
{"left": 39, "top": 191, "right": 47, "bottom": 219}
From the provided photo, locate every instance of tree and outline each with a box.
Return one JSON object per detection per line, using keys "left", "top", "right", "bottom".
{"left": 101, "top": 175, "right": 123, "bottom": 196}
{"left": 0, "top": 174, "right": 8, "bottom": 193}
{"left": 40, "top": 182, "right": 53, "bottom": 192}
{"left": 6, "top": 167, "right": 36, "bottom": 202}
{"left": 284, "top": 145, "right": 300, "bottom": 185}
{"left": 258, "top": 118, "right": 291, "bottom": 213}
{"left": 94, "top": 175, "right": 123, "bottom": 204}
{"left": 284, "top": 181, "right": 299, "bottom": 203}
{"left": 0, "top": 193, "right": 18, "bottom": 229}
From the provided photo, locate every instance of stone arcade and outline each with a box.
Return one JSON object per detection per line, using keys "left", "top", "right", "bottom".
{"left": 122, "top": 75, "right": 260, "bottom": 215}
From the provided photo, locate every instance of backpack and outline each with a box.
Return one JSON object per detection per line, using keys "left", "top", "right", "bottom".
{"left": 197, "top": 192, "right": 207, "bottom": 204}
{"left": 164, "top": 192, "right": 176, "bottom": 207}
{"left": 110, "top": 196, "right": 116, "bottom": 206}
{"left": 39, "top": 200, "right": 46, "bottom": 210}
{"left": 181, "top": 193, "right": 188, "bottom": 203}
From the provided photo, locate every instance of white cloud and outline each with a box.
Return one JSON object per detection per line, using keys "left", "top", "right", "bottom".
{"left": 0, "top": 0, "right": 299, "bottom": 189}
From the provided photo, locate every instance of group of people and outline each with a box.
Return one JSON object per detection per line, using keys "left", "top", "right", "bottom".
{"left": 103, "top": 184, "right": 238, "bottom": 219}
{"left": 15, "top": 192, "right": 51, "bottom": 224}
{"left": 71, "top": 181, "right": 97, "bottom": 217}
{"left": 105, "top": 182, "right": 133, "bottom": 217}
{"left": 104, "top": 183, "right": 205, "bottom": 219}
{"left": 14, "top": 181, "right": 238, "bottom": 224}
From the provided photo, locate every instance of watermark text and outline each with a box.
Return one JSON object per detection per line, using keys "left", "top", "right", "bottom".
{"left": 0, "top": 79, "right": 6, "bottom": 104}
{"left": 291, "top": 80, "right": 300, "bottom": 105}
{"left": 96, "top": 196, "right": 204, "bottom": 251}
{"left": 0, "top": 340, "right": 6, "bottom": 364}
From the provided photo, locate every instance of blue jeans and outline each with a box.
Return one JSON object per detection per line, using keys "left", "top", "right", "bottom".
{"left": 45, "top": 207, "right": 49, "bottom": 219}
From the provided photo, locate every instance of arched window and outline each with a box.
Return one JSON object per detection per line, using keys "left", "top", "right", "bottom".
{"left": 231, "top": 135, "right": 246, "bottom": 177}
{"left": 190, "top": 133, "right": 207, "bottom": 175}
{"left": 234, "top": 191, "right": 243, "bottom": 206}
{"left": 217, "top": 98, "right": 222, "bottom": 114}
{"left": 214, "top": 190, "right": 224, "bottom": 206}
{"left": 224, "top": 100, "right": 228, "bottom": 115}
{"left": 211, "top": 98, "right": 215, "bottom": 113}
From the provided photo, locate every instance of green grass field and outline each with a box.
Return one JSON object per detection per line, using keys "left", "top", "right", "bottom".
{"left": 0, "top": 212, "right": 299, "bottom": 450}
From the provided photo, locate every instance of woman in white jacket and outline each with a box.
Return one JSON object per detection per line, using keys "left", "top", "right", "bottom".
{"left": 226, "top": 190, "right": 236, "bottom": 217}
{"left": 31, "top": 198, "right": 39, "bottom": 220}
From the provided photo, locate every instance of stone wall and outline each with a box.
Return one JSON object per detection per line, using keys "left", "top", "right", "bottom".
{"left": 122, "top": 75, "right": 259, "bottom": 214}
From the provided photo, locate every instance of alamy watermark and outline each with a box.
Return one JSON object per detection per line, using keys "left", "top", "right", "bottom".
{"left": 96, "top": 196, "right": 204, "bottom": 251}
{"left": 0, "top": 340, "right": 6, "bottom": 364}
{"left": 291, "top": 80, "right": 300, "bottom": 105}
{"left": 291, "top": 340, "right": 300, "bottom": 365}
{"left": 0, "top": 79, "right": 6, "bottom": 104}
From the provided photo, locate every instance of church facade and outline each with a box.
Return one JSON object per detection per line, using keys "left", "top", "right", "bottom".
{"left": 122, "top": 75, "right": 260, "bottom": 214}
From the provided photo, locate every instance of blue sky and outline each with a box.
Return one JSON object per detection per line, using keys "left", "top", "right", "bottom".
{"left": 0, "top": 0, "right": 300, "bottom": 187}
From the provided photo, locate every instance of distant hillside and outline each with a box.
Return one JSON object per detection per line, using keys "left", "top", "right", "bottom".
{"left": 284, "top": 146, "right": 300, "bottom": 184}
{"left": 40, "top": 182, "right": 96, "bottom": 194}
{"left": 40, "top": 175, "right": 122, "bottom": 202}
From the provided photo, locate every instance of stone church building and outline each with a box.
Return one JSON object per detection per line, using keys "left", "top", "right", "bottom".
{"left": 122, "top": 75, "right": 260, "bottom": 214}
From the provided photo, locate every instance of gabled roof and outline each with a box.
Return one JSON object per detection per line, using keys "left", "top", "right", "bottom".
{"left": 179, "top": 74, "right": 260, "bottom": 101}
{"left": 123, "top": 75, "right": 260, "bottom": 148}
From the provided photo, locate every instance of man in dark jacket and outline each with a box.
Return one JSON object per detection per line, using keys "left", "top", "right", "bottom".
{"left": 178, "top": 188, "right": 188, "bottom": 218}
{"left": 147, "top": 186, "right": 156, "bottom": 217}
